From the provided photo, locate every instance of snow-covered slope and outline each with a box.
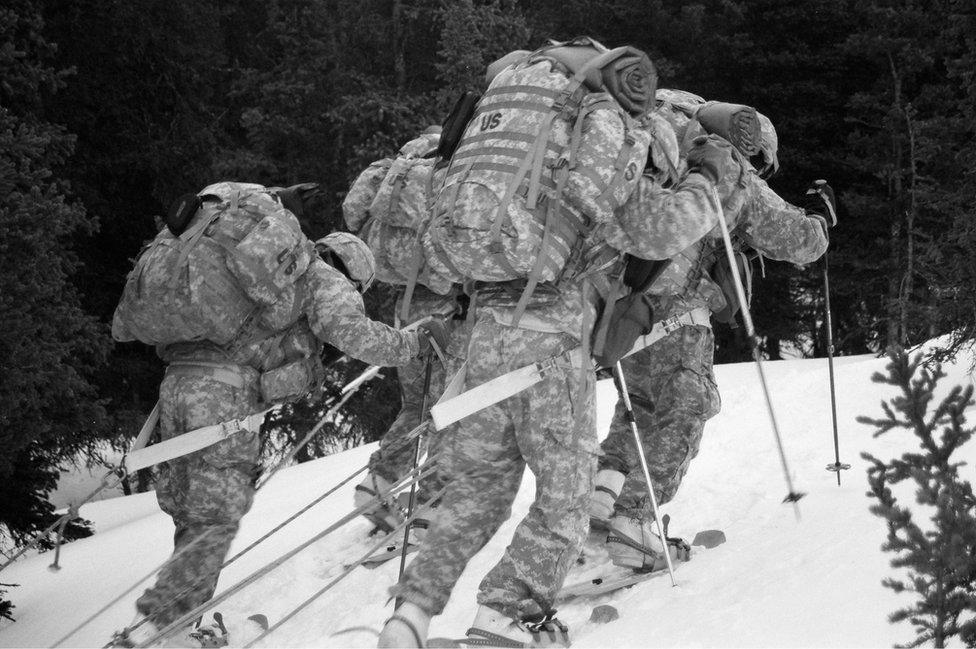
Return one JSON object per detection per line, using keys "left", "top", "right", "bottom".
{"left": 2, "top": 347, "right": 974, "bottom": 648}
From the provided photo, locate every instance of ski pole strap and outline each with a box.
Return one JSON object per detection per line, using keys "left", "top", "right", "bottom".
{"left": 123, "top": 408, "right": 272, "bottom": 473}
{"left": 616, "top": 307, "right": 711, "bottom": 364}
{"left": 429, "top": 347, "right": 584, "bottom": 430}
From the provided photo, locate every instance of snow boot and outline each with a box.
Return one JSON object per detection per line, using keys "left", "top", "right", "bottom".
{"left": 354, "top": 473, "right": 404, "bottom": 533}
{"left": 606, "top": 513, "right": 691, "bottom": 572}
{"left": 108, "top": 612, "right": 161, "bottom": 648}
{"left": 464, "top": 606, "right": 570, "bottom": 648}
{"left": 189, "top": 612, "right": 229, "bottom": 647}
{"left": 378, "top": 601, "right": 431, "bottom": 648}
{"left": 588, "top": 470, "right": 625, "bottom": 531}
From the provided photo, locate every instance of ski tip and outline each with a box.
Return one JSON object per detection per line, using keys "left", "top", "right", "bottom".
{"left": 247, "top": 614, "right": 270, "bottom": 631}
{"left": 691, "top": 530, "right": 727, "bottom": 548}
{"left": 332, "top": 625, "right": 381, "bottom": 638}
{"left": 589, "top": 605, "right": 619, "bottom": 624}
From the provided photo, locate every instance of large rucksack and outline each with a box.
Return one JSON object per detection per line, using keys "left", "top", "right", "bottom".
{"left": 422, "top": 37, "right": 657, "bottom": 321}
{"left": 341, "top": 133, "right": 455, "bottom": 298}
{"left": 112, "top": 182, "right": 314, "bottom": 347}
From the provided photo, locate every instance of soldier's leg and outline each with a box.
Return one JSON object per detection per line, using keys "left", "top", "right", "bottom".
{"left": 477, "top": 346, "right": 597, "bottom": 620}
{"left": 136, "top": 517, "right": 239, "bottom": 625}
{"left": 614, "top": 326, "right": 720, "bottom": 513}
{"left": 366, "top": 352, "right": 431, "bottom": 485}
{"left": 391, "top": 319, "right": 525, "bottom": 616}
{"left": 137, "top": 371, "right": 259, "bottom": 626}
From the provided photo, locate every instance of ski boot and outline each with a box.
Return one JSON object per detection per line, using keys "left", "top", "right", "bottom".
{"left": 107, "top": 614, "right": 160, "bottom": 648}
{"left": 354, "top": 473, "right": 405, "bottom": 533}
{"left": 378, "top": 601, "right": 431, "bottom": 648}
{"left": 606, "top": 512, "right": 691, "bottom": 573}
{"left": 189, "top": 612, "right": 229, "bottom": 648}
{"left": 588, "top": 469, "right": 625, "bottom": 532}
{"left": 462, "top": 606, "right": 570, "bottom": 648}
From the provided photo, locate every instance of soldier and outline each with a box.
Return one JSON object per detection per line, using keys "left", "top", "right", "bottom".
{"left": 112, "top": 183, "right": 446, "bottom": 646}
{"left": 378, "top": 120, "right": 748, "bottom": 647}
{"left": 589, "top": 98, "right": 833, "bottom": 571}
{"left": 343, "top": 127, "right": 469, "bottom": 537}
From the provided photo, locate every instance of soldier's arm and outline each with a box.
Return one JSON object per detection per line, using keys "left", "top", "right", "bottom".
{"left": 304, "top": 260, "right": 422, "bottom": 366}
{"left": 597, "top": 172, "right": 725, "bottom": 260}
{"left": 736, "top": 176, "right": 829, "bottom": 264}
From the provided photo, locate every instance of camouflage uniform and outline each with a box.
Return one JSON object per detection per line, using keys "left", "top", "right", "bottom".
{"left": 367, "top": 284, "right": 468, "bottom": 502}
{"left": 392, "top": 141, "right": 738, "bottom": 620}
{"left": 600, "top": 164, "right": 830, "bottom": 516}
{"left": 137, "top": 242, "right": 421, "bottom": 625}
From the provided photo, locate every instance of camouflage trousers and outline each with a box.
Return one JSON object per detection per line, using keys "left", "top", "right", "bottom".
{"left": 599, "top": 325, "right": 721, "bottom": 515}
{"left": 393, "top": 316, "right": 597, "bottom": 620}
{"left": 368, "top": 297, "right": 470, "bottom": 503}
{"left": 136, "top": 367, "right": 261, "bottom": 627}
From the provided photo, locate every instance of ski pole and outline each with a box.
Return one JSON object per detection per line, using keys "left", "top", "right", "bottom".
{"left": 58, "top": 421, "right": 431, "bottom": 647}
{"left": 397, "top": 352, "right": 435, "bottom": 585}
{"left": 711, "top": 188, "right": 805, "bottom": 516}
{"left": 245, "top": 487, "right": 447, "bottom": 649}
{"left": 611, "top": 362, "right": 678, "bottom": 587}
{"left": 821, "top": 253, "right": 850, "bottom": 484}
{"left": 257, "top": 364, "right": 383, "bottom": 489}
{"left": 138, "top": 460, "right": 439, "bottom": 648}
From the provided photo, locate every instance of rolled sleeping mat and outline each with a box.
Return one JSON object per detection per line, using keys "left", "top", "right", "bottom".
{"left": 696, "top": 101, "right": 762, "bottom": 157}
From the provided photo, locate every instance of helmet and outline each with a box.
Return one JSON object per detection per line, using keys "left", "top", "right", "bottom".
{"left": 398, "top": 128, "right": 441, "bottom": 158}
{"left": 315, "top": 232, "right": 376, "bottom": 293}
{"left": 753, "top": 112, "right": 779, "bottom": 177}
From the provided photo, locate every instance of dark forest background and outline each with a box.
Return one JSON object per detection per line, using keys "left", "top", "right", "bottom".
{"left": 2, "top": 0, "right": 975, "bottom": 557}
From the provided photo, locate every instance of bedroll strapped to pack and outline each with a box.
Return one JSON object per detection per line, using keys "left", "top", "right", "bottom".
{"left": 655, "top": 88, "right": 762, "bottom": 161}
{"left": 422, "top": 37, "right": 657, "bottom": 323}
{"left": 112, "top": 182, "right": 313, "bottom": 347}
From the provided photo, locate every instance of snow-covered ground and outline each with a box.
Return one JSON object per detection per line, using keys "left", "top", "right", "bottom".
{"left": 2, "top": 345, "right": 974, "bottom": 648}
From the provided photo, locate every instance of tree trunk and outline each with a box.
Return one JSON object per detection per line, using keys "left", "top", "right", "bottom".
{"left": 392, "top": 0, "right": 406, "bottom": 93}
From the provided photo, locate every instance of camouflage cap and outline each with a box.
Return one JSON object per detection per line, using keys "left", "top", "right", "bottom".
{"left": 315, "top": 232, "right": 377, "bottom": 293}
{"left": 398, "top": 130, "right": 441, "bottom": 158}
{"left": 754, "top": 112, "right": 779, "bottom": 177}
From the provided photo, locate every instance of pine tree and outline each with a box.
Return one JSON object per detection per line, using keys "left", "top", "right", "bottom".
{"left": 0, "top": 0, "right": 110, "bottom": 616}
{"left": 858, "top": 349, "right": 976, "bottom": 648}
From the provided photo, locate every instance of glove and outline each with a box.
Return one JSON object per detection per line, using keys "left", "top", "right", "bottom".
{"left": 417, "top": 318, "right": 450, "bottom": 356}
{"left": 804, "top": 179, "right": 837, "bottom": 226}
{"left": 686, "top": 135, "right": 734, "bottom": 184}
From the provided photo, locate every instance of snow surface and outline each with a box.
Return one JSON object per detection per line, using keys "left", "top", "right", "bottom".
{"left": 2, "top": 347, "right": 974, "bottom": 648}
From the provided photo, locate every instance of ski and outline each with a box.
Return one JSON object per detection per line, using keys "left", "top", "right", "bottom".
{"left": 359, "top": 542, "right": 420, "bottom": 568}
{"left": 558, "top": 529, "right": 726, "bottom": 602}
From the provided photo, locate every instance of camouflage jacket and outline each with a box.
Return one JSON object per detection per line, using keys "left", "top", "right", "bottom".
{"left": 479, "top": 158, "right": 734, "bottom": 338}
{"left": 160, "top": 260, "right": 421, "bottom": 372}
{"left": 648, "top": 168, "right": 829, "bottom": 321}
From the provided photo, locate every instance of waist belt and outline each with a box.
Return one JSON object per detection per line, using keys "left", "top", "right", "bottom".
{"left": 166, "top": 360, "right": 257, "bottom": 390}
{"left": 429, "top": 307, "right": 710, "bottom": 430}
{"left": 620, "top": 306, "right": 711, "bottom": 361}
{"left": 430, "top": 347, "right": 585, "bottom": 431}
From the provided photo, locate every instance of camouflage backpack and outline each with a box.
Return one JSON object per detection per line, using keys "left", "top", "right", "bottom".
{"left": 342, "top": 132, "right": 455, "bottom": 302}
{"left": 112, "top": 182, "right": 314, "bottom": 347}
{"left": 422, "top": 37, "right": 657, "bottom": 321}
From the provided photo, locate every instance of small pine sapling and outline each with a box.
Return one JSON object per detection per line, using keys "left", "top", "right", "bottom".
{"left": 0, "top": 583, "right": 15, "bottom": 622}
{"left": 858, "top": 349, "right": 976, "bottom": 648}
